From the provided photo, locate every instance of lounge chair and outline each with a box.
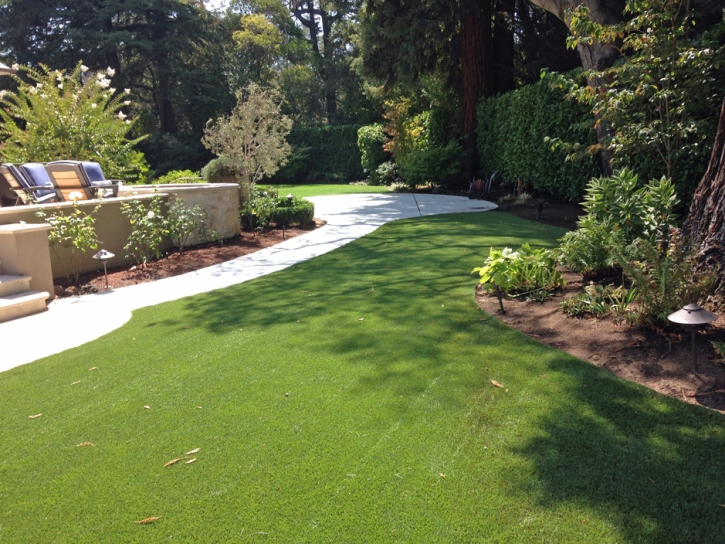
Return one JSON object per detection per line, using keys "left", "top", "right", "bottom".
{"left": 0, "top": 164, "right": 57, "bottom": 205}
{"left": 77, "top": 162, "right": 121, "bottom": 198}
{"left": 46, "top": 161, "right": 119, "bottom": 199}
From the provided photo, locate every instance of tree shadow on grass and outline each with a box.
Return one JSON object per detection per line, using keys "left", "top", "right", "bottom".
{"left": 513, "top": 354, "right": 725, "bottom": 543}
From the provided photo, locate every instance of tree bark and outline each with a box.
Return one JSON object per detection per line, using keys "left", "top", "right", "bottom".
{"left": 680, "top": 96, "right": 725, "bottom": 298}
{"left": 461, "top": 0, "right": 491, "bottom": 180}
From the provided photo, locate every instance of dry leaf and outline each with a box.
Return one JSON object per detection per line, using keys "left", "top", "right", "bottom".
{"left": 135, "top": 516, "right": 161, "bottom": 524}
{"left": 439, "top": 473, "right": 446, "bottom": 478}
{"left": 183, "top": 326, "right": 190, "bottom": 329}
{"left": 89, "top": 367, "right": 98, "bottom": 371}
{"left": 185, "top": 458, "right": 197, "bottom": 464}
{"left": 76, "top": 442, "right": 94, "bottom": 447}
{"left": 143, "top": 406, "right": 151, "bottom": 410}
{"left": 28, "top": 413, "right": 42, "bottom": 419}
{"left": 196, "top": 406, "right": 202, "bottom": 409}
{"left": 185, "top": 447, "right": 201, "bottom": 455}
{"left": 490, "top": 380, "right": 504, "bottom": 389}
{"left": 71, "top": 381, "right": 81, "bottom": 385}
{"left": 163, "top": 457, "right": 186, "bottom": 468}
{"left": 358, "top": 318, "right": 364, "bottom": 321}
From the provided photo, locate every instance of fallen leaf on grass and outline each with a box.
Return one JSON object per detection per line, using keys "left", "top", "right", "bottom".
{"left": 163, "top": 457, "right": 187, "bottom": 468}
{"left": 89, "top": 367, "right": 98, "bottom": 371}
{"left": 196, "top": 406, "right": 203, "bottom": 409}
{"left": 439, "top": 473, "right": 446, "bottom": 478}
{"left": 185, "top": 458, "right": 197, "bottom": 464}
{"left": 28, "top": 413, "right": 42, "bottom": 419}
{"left": 185, "top": 447, "right": 200, "bottom": 455}
{"left": 490, "top": 380, "right": 504, "bottom": 389}
{"left": 135, "top": 516, "right": 161, "bottom": 524}
{"left": 358, "top": 318, "right": 364, "bottom": 321}
{"left": 76, "top": 442, "right": 94, "bottom": 447}
{"left": 183, "top": 326, "right": 190, "bottom": 330}
{"left": 144, "top": 405, "right": 151, "bottom": 410}
{"left": 71, "top": 381, "right": 81, "bottom": 385}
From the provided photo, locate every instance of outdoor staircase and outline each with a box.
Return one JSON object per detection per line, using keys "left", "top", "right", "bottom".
{"left": 0, "top": 273, "right": 49, "bottom": 323}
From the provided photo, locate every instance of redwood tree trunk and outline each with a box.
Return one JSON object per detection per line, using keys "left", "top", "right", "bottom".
{"left": 680, "top": 96, "right": 725, "bottom": 298}
{"left": 461, "top": 0, "right": 491, "bottom": 180}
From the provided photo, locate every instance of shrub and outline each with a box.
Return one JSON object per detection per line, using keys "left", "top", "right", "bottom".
{"left": 357, "top": 123, "right": 387, "bottom": 184}
{"left": 154, "top": 170, "right": 202, "bottom": 184}
{"left": 165, "top": 197, "right": 207, "bottom": 253}
{"left": 121, "top": 193, "right": 168, "bottom": 265}
{"left": 240, "top": 185, "right": 278, "bottom": 232}
{"left": 201, "top": 155, "right": 246, "bottom": 180}
{"left": 560, "top": 283, "right": 638, "bottom": 318}
{"left": 396, "top": 140, "right": 463, "bottom": 188}
{"left": 557, "top": 221, "right": 618, "bottom": 279}
{"left": 476, "top": 74, "right": 598, "bottom": 201}
{"left": 272, "top": 125, "right": 364, "bottom": 184}
{"left": 376, "top": 161, "right": 399, "bottom": 185}
{"left": 0, "top": 62, "right": 149, "bottom": 182}
{"left": 35, "top": 202, "right": 100, "bottom": 284}
{"left": 274, "top": 197, "right": 314, "bottom": 227}
{"left": 472, "top": 244, "right": 565, "bottom": 313}
{"left": 139, "top": 133, "right": 212, "bottom": 179}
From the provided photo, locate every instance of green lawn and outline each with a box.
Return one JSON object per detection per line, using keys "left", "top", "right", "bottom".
{"left": 268, "top": 183, "right": 390, "bottom": 198}
{"left": 2, "top": 212, "right": 724, "bottom": 543}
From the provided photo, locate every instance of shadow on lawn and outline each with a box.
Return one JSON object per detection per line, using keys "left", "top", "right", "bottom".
{"left": 515, "top": 354, "right": 725, "bottom": 543}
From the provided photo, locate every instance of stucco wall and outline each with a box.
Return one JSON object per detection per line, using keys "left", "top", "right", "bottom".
{"left": 0, "top": 183, "right": 242, "bottom": 280}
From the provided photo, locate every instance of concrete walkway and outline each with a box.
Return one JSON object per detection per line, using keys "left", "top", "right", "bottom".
{"left": 0, "top": 193, "right": 496, "bottom": 372}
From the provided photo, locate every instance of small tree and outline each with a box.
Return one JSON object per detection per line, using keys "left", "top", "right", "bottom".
{"left": 0, "top": 62, "right": 149, "bottom": 182}
{"left": 202, "top": 83, "right": 292, "bottom": 183}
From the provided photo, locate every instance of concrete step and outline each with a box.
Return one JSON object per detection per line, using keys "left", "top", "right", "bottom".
{"left": 0, "top": 290, "right": 49, "bottom": 323}
{"left": 0, "top": 274, "right": 32, "bottom": 297}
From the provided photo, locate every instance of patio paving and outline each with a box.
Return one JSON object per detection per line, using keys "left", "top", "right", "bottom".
{"left": 0, "top": 193, "right": 496, "bottom": 372}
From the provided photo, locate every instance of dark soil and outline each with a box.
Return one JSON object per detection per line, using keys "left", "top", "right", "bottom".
{"left": 55, "top": 220, "right": 323, "bottom": 294}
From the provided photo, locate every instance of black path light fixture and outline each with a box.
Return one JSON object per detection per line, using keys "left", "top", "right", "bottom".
{"left": 92, "top": 249, "right": 115, "bottom": 290}
{"left": 668, "top": 303, "right": 718, "bottom": 375}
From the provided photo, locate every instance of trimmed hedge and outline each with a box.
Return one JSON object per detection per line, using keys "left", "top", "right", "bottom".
{"left": 477, "top": 77, "right": 599, "bottom": 202}
{"left": 270, "top": 125, "right": 364, "bottom": 184}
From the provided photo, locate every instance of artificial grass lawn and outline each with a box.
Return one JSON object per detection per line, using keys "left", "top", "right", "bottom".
{"left": 2, "top": 212, "right": 725, "bottom": 542}
{"left": 268, "top": 183, "right": 390, "bottom": 198}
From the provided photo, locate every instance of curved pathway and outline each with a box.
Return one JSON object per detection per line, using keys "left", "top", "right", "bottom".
{"left": 0, "top": 193, "right": 496, "bottom": 372}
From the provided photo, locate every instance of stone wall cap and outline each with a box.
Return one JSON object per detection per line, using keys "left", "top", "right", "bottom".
{"left": 0, "top": 222, "right": 51, "bottom": 234}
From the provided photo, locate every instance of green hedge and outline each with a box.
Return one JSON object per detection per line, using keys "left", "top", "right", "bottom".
{"left": 271, "top": 125, "right": 365, "bottom": 184}
{"left": 274, "top": 198, "right": 315, "bottom": 226}
{"left": 477, "top": 78, "right": 599, "bottom": 202}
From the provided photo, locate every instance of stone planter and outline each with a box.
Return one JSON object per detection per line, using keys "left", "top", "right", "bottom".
{"left": 209, "top": 172, "right": 251, "bottom": 203}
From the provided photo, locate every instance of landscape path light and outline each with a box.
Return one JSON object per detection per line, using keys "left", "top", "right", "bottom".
{"left": 92, "top": 249, "right": 115, "bottom": 290}
{"left": 667, "top": 303, "right": 718, "bottom": 375}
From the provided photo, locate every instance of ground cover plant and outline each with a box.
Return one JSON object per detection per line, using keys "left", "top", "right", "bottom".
{"left": 2, "top": 213, "right": 725, "bottom": 542}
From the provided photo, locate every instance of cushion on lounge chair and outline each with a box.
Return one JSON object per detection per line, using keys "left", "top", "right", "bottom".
{"left": 11, "top": 164, "right": 56, "bottom": 202}
{"left": 42, "top": 162, "right": 95, "bottom": 201}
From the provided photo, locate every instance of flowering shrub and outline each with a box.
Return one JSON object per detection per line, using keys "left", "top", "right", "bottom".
{"left": 35, "top": 202, "right": 100, "bottom": 284}
{"left": 165, "top": 197, "right": 208, "bottom": 253}
{"left": 0, "top": 62, "right": 149, "bottom": 182}
{"left": 121, "top": 193, "right": 168, "bottom": 265}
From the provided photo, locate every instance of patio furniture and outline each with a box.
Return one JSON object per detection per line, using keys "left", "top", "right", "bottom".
{"left": 76, "top": 162, "right": 121, "bottom": 198}
{"left": 46, "top": 161, "right": 120, "bottom": 199}
{"left": 0, "top": 164, "right": 57, "bottom": 205}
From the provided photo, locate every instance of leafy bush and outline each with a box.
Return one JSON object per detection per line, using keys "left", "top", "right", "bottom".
{"left": 0, "top": 62, "right": 149, "bottom": 182}
{"left": 357, "top": 123, "right": 387, "bottom": 184}
{"left": 397, "top": 140, "right": 463, "bottom": 188}
{"left": 154, "top": 170, "right": 202, "bottom": 184}
{"left": 560, "top": 283, "right": 638, "bottom": 318}
{"left": 121, "top": 193, "right": 168, "bottom": 265}
{"left": 165, "top": 197, "right": 207, "bottom": 253}
{"left": 201, "top": 155, "right": 246, "bottom": 180}
{"left": 376, "top": 161, "right": 399, "bottom": 185}
{"left": 240, "top": 185, "right": 278, "bottom": 232}
{"left": 612, "top": 236, "right": 715, "bottom": 328}
{"left": 472, "top": 244, "right": 565, "bottom": 313}
{"left": 273, "top": 197, "right": 314, "bottom": 227}
{"left": 139, "top": 133, "right": 212, "bottom": 179}
{"left": 476, "top": 74, "right": 598, "bottom": 201}
{"left": 272, "top": 125, "right": 365, "bottom": 184}
{"left": 557, "top": 221, "right": 618, "bottom": 279}
{"left": 35, "top": 202, "right": 100, "bottom": 284}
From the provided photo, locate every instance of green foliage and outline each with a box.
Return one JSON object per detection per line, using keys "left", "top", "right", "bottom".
{"left": 476, "top": 75, "right": 599, "bottom": 201}
{"left": 201, "top": 156, "right": 246, "bottom": 180}
{"left": 472, "top": 244, "right": 565, "bottom": 305}
{"left": 271, "top": 125, "right": 365, "bottom": 184}
{"left": 202, "top": 83, "right": 292, "bottom": 184}
{"left": 153, "top": 170, "right": 202, "bottom": 184}
{"left": 376, "top": 161, "right": 399, "bottom": 185}
{"left": 564, "top": 0, "right": 725, "bottom": 201}
{"left": 0, "top": 62, "right": 149, "bottom": 182}
{"left": 121, "top": 193, "right": 168, "bottom": 265}
{"left": 240, "top": 185, "right": 278, "bottom": 233}
{"left": 557, "top": 222, "right": 618, "bottom": 279}
{"left": 35, "top": 202, "right": 100, "bottom": 284}
{"left": 560, "top": 283, "right": 639, "bottom": 319}
{"left": 612, "top": 237, "right": 716, "bottom": 328}
{"left": 397, "top": 140, "right": 462, "bottom": 188}
{"left": 273, "top": 197, "right": 314, "bottom": 227}
{"left": 357, "top": 123, "right": 387, "bottom": 184}
{"left": 165, "top": 197, "right": 207, "bottom": 253}
{"left": 710, "top": 341, "right": 725, "bottom": 364}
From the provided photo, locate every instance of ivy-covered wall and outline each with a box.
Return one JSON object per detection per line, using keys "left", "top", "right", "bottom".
{"left": 477, "top": 78, "right": 599, "bottom": 202}
{"left": 270, "top": 125, "right": 365, "bottom": 184}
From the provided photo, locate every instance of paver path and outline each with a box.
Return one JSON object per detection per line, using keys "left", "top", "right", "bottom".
{"left": 0, "top": 193, "right": 496, "bottom": 371}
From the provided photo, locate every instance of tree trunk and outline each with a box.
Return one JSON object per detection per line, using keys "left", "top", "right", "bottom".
{"left": 461, "top": 0, "right": 491, "bottom": 180}
{"left": 680, "top": 96, "right": 725, "bottom": 299}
